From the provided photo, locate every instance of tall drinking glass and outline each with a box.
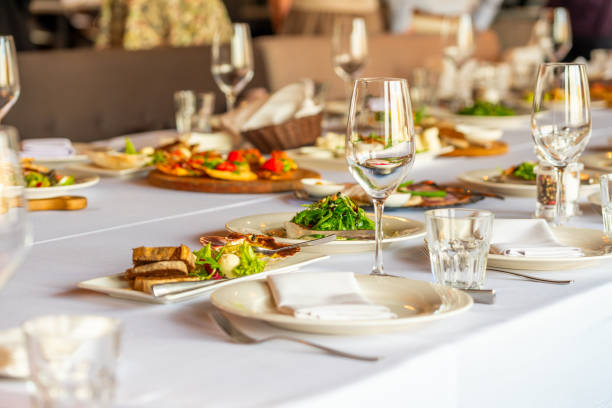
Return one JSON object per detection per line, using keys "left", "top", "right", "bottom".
{"left": 532, "top": 7, "right": 572, "bottom": 62}
{"left": 0, "top": 36, "right": 20, "bottom": 122}
{"left": 332, "top": 18, "right": 368, "bottom": 105}
{"left": 531, "top": 63, "right": 591, "bottom": 226}
{"left": 441, "top": 14, "right": 474, "bottom": 107}
{"left": 0, "top": 126, "right": 31, "bottom": 290}
{"left": 211, "top": 23, "right": 254, "bottom": 112}
{"left": 346, "top": 78, "right": 415, "bottom": 275}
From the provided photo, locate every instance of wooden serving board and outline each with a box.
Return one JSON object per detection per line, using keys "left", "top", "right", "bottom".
{"left": 147, "top": 169, "right": 321, "bottom": 194}
{"left": 441, "top": 141, "right": 508, "bottom": 157}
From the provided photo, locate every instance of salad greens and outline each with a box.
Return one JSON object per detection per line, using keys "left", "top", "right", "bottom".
{"left": 232, "top": 243, "right": 266, "bottom": 277}
{"left": 125, "top": 137, "right": 138, "bottom": 155}
{"left": 191, "top": 242, "right": 266, "bottom": 280}
{"left": 25, "top": 171, "right": 74, "bottom": 188}
{"left": 291, "top": 193, "right": 375, "bottom": 231}
{"left": 458, "top": 101, "right": 515, "bottom": 116}
{"left": 511, "top": 161, "right": 536, "bottom": 181}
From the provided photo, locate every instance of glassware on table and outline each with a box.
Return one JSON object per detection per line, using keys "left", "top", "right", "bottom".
{"left": 531, "top": 7, "right": 572, "bottom": 62}
{"left": 0, "top": 126, "right": 31, "bottom": 290}
{"left": 211, "top": 23, "right": 254, "bottom": 112}
{"left": 346, "top": 78, "right": 415, "bottom": 275}
{"left": 0, "top": 36, "right": 20, "bottom": 122}
{"left": 440, "top": 14, "right": 475, "bottom": 107}
{"left": 174, "top": 91, "right": 215, "bottom": 134}
{"left": 409, "top": 67, "right": 439, "bottom": 110}
{"left": 535, "top": 160, "right": 582, "bottom": 221}
{"left": 425, "top": 208, "right": 494, "bottom": 289}
{"left": 531, "top": 63, "right": 591, "bottom": 226}
{"left": 600, "top": 174, "right": 612, "bottom": 237}
{"left": 23, "top": 315, "right": 122, "bottom": 408}
{"left": 332, "top": 17, "right": 368, "bottom": 105}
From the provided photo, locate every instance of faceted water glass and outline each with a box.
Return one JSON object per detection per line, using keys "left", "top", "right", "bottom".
{"left": 425, "top": 208, "right": 494, "bottom": 289}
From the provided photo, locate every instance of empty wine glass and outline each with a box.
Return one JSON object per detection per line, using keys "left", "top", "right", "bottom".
{"left": 332, "top": 18, "right": 368, "bottom": 105}
{"left": 0, "top": 126, "right": 31, "bottom": 290}
{"left": 531, "top": 63, "right": 591, "bottom": 226}
{"left": 211, "top": 23, "right": 254, "bottom": 112}
{"left": 441, "top": 14, "right": 474, "bottom": 107}
{"left": 346, "top": 78, "right": 416, "bottom": 275}
{"left": 532, "top": 7, "right": 572, "bottom": 62}
{"left": 0, "top": 36, "right": 20, "bottom": 122}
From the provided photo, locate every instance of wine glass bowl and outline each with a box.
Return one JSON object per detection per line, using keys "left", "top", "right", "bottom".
{"left": 332, "top": 18, "right": 368, "bottom": 102}
{"left": 346, "top": 78, "right": 415, "bottom": 274}
{"left": 211, "top": 23, "right": 254, "bottom": 112}
{"left": 532, "top": 7, "right": 572, "bottom": 62}
{"left": 0, "top": 36, "right": 20, "bottom": 122}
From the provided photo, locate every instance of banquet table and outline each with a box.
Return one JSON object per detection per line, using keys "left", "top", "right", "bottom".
{"left": 3, "top": 110, "right": 612, "bottom": 407}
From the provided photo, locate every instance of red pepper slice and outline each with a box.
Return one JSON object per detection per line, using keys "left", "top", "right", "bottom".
{"left": 216, "top": 161, "right": 237, "bottom": 172}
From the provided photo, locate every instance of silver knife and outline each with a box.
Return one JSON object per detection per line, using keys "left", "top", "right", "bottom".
{"left": 461, "top": 288, "right": 496, "bottom": 304}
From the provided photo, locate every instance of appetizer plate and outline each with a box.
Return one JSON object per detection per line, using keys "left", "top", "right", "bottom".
{"left": 0, "top": 327, "right": 27, "bottom": 379}
{"left": 77, "top": 252, "right": 329, "bottom": 304}
{"left": 25, "top": 176, "right": 100, "bottom": 199}
{"left": 458, "top": 168, "right": 599, "bottom": 198}
{"left": 225, "top": 212, "right": 426, "bottom": 253}
{"left": 488, "top": 226, "right": 612, "bottom": 270}
{"left": 427, "top": 106, "right": 530, "bottom": 130}
{"left": 67, "top": 162, "right": 153, "bottom": 177}
{"left": 211, "top": 275, "right": 473, "bottom": 335}
{"left": 30, "top": 154, "right": 89, "bottom": 166}
{"left": 581, "top": 152, "right": 612, "bottom": 172}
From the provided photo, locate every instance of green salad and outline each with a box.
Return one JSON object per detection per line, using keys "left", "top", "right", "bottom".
{"left": 291, "top": 193, "right": 375, "bottom": 231}
{"left": 24, "top": 171, "right": 74, "bottom": 188}
{"left": 458, "top": 101, "right": 515, "bottom": 116}
{"left": 192, "top": 241, "right": 266, "bottom": 280}
{"left": 504, "top": 161, "right": 536, "bottom": 181}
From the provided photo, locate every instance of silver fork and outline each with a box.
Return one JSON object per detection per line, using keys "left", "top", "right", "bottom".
{"left": 251, "top": 234, "right": 337, "bottom": 256}
{"left": 209, "top": 310, "right": 379, "bottom": 362}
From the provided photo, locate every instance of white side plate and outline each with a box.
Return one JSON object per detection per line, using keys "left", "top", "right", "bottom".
{"left": 25, "top": 176, "right": 100, "bottom": 199}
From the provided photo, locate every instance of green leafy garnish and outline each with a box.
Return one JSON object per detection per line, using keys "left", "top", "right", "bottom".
{"left": 57, "top": 175, "right": 74, "bottom": 186}
{"left": 398, "top": 180, "right": 414, "bottom": 189}
{"left": 149, "top": 151, "right": 166, "bottom": 165}
{"left": 511, "top": 161, "right": 536, "bottom": 181}
{"left": 291, "top": 193, "right": 375, "bottom": 231}
{"left": 409, "top": 190, "right": 447, "bottom": 197}
{"left": 232, "top": 243, "right": 266, "bottom": 277}
{"left": 125, "top": 137, "right": 138, "bottom": 155}
{"left": 414, "top": 107, "right": 426, "bottom": 126}
{"left": 192, "top": 244, "right": 224, "bottom": 278}
{"left": 458, "top": 101, "right": 515, "bottom": 116}
{"left": 25, "top": 172, "right": 51, "bottom": 187}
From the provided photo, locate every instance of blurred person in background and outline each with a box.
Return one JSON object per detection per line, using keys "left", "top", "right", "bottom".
{"left": 97, "top": 0, "right": 232, "bottom": 49}
{"left": 0, "top": 0, "right": 34, "bottom": 50}
{"left": 548, "top": 0, "right": 612, "bottom": 60}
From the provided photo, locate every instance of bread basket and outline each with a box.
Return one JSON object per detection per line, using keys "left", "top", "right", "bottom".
{"left": 241, "top": 113, "right": 323, "bottom": 153}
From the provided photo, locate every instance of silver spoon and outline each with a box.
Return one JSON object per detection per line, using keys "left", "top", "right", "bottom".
{"left": 252, "top": 234, "right": 336, "bottom": 255}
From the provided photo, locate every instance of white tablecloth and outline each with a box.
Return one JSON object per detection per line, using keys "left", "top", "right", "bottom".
{"left": 2, "top": 111, "right": 612, "bottom": 407}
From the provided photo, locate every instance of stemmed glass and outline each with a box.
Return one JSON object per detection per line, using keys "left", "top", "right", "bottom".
{"left": 532, "top": 7, "right": 572, "bottom": 62}
{"left": 211, "top": 23, "right": 254, "bottom": 112}
{"left": 531, "top": 63, "right": 591, "bottom": 226}
{"left": 0, "top": 36, "right": 20, "bottom": 122}
{"left": 0, "top": 126, "right": 31, "bottom": 290}
{"left": 346, "top": 78, "right": 415, "bottom": 275}
{"left": 332, "top": 18, "right": 368, "bottom": 105}
{"left": 441, "top": 14, "right": 474, "bottom": 107}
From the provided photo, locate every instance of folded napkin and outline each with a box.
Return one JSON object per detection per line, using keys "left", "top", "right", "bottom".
{"left": 21, "top": 138, "right": 75, "bottom": 159}
{"left": 490, "top": 219, "right": 583, "bottom": 258}
{"left": 267, "top": 272, "right": 396, "bottom": 320}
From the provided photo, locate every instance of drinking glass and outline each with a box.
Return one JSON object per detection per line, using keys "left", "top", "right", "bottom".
{"left": 23, "top": 315, "right": 122, "bottom": 408}
{"left": 532, "top": 7, "right": 572, "bottom": 62}
{"left": 0, "top": 126, "right": 30, "bottom": 290}
{"left": 332, "top": 18, "right": 368, "bottom": 105}
{"left": 425, "top": 209, "right": 494, "bottom": 289}
{"left": 441, "top": 14, "right": 474, "bottom": 107}
{"left": 211, "top": 23, "right": 254, "bottom": 112}
{"left": 531, "top": 63, "right": 591, "bottom": 225}
{"left": 174, "top": 90, "right": 215, "bottom": 134}
{"left": 600, "top": 174, "right": 612, "bottom": 237}
{"left": 346, "top": 78, "right": 415, "bottom": 275}
{"left": 0, "top": 36, "right": 20, "bottom": 122}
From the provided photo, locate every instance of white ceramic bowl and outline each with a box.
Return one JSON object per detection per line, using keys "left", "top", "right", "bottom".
{"left": 301, "top": 178, "right": 345, "bottom": 197}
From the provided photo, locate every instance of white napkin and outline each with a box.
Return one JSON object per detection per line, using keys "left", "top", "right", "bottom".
{"left": 267, "top": 272, "right": 396, "bottom": 320}
{"left": 490, "top": 219, "right": 583, "bottom": 258}
{"left": 21, "top": 138, "right": 75, "bottom": 159}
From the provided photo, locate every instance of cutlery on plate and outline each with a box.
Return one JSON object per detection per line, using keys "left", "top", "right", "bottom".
{"left": 252, "top": 234, "right": 337, "bottom": 255}
{"left": 151, "top": 279, "right": 228, "bottom": 297}
{"left": 487, "top": 267, "right": 573, "bottom": 285}
{"left": 209, "top": 310, "right": 380, "bottom": 362}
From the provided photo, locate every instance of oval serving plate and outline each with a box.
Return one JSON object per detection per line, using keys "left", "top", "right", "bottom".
{"left": 25, "top": 176, "right": 100, "bottom": 199}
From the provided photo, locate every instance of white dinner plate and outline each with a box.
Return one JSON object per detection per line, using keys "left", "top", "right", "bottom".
{"left": 77, "top": 252, "right": 329, "bottom": 304}
{"left": 458, "top": 168, "right": 600, "bottom": 198}
{"left": 225, "top": 212, "right": 426, "bottom": 253}
{"left": 29, "top": 154, "right": 89, "bottom": 166}
{"left": 211, "top": 274, "right": 473, "bottom": 335}
{"left": 428, "top": 106, "right": 530, "bottom": 130}
{"left": 580, "top": 152, "right": 612, "bottom": 173}
{"left": 488, "top": 226, "right": 612, "bottom": 270}
{"left": 67, "top": 162, "right": 153, "bottom": 177}
{"left": 25, "top": 176, "right": 100, "bottom": 199}
{"left": 0, "top": 327, "right": 27, "bottom": 379}
{"left": 286, "top": 146, "right": 454, "bottom": 172}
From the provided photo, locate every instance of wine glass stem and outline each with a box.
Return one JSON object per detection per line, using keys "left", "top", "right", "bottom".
{"left": 371, "top": 197, "right": 385, "bottom": 275}
{"left": 344, "top": 79, "right": 353, "bottom": 108}
{"left": 553, "top": 165, "right": 566, "bottom": 226}
{"left": 225, "top": 93, "right": 236, "bottom": 112}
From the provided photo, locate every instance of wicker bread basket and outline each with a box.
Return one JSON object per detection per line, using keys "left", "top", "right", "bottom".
{"left": 241, "top": 113, "right": 323, "bottom": 153}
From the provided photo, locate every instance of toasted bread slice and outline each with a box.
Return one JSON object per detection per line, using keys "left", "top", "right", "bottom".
{"left": 132, "top": 276, "right": 201, "bottom": 293}
{"left": 125, "top": 260, "right": 189, "bottom": 279}
{"left": 132, "top": 245, "right": 196, "bottom": 271}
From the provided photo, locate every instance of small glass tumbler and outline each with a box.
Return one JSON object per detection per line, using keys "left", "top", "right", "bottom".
{"left": 600, "top": 174, "right": 612, "bottom": 237}
{"left": 174, "top": 91, "right": 215, "bottom": 134}
{"left": 425, "top": 208, "right": 494, "bottom": 289}
{"left": 23, "top": 315, "right": 121, "bottom": 408}
{"left": 535, "top": 160, "right": 582, "bottom": 222}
